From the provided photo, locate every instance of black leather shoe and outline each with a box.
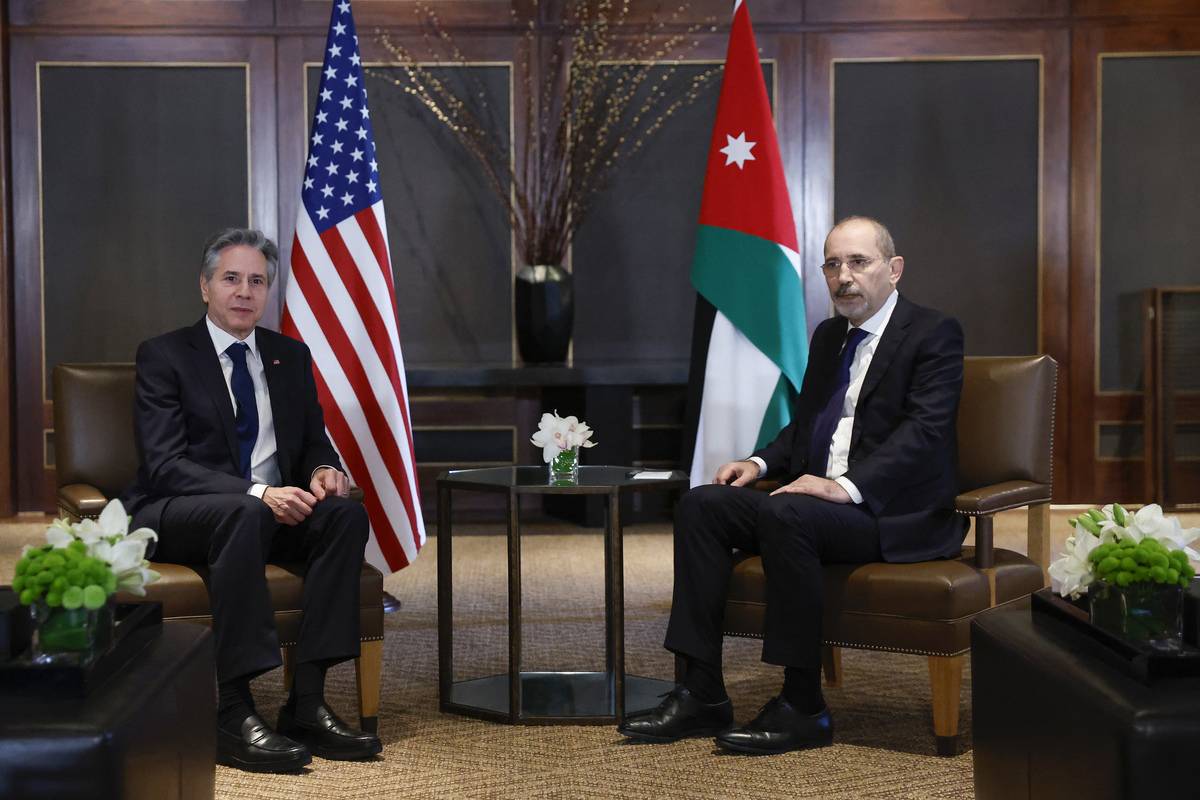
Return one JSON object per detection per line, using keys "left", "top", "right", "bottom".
{"left": 715, "top": 696, "right": 833, "bottom": 755}
{"left": 277, "top": 703, "right": 383, "bottom": 761}
{"left": 617, "top": 686, "right": 734, "bottom": 743}
{"left": 217, "top": 713, "right": 312, "bottom": 773}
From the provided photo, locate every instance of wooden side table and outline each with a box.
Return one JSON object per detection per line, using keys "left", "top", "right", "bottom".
{"left": 436, "top": 465, "right": 687, "bottom": 724}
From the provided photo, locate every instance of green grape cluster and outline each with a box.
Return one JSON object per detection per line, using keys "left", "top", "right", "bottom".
{"left": 1087, "top": 537, "right": 1195, "bottom": 588}
{"left": 11, "top": 540, "right": 115, "bottom": 609}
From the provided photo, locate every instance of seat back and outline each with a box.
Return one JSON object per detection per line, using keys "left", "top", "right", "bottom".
{"left": 957, "top": 355, "right": 1056, "bottom": 493}
{"left": 53, "top": 363, "right": 139, "bottom": 499}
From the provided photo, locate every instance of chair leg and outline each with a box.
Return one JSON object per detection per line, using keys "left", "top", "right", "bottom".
{"left": 928, "top": 654, "right": 964, "bottom": 756}
{"left": 821, "top": 646, "right": 843, "bottom": 688}
{"left": 1028, "top": 503, "right": 1052, "bottom": 581}
{"left": 355, "top": 639, "right": 384, "bottom": 733}
{"left": 281, "top": 646, "right": 295, "bottom": 692}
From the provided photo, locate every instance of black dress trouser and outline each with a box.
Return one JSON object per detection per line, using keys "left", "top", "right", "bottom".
{"left": 152, "top": 493, "right": 369, "bottom": 683}
{"left": 663, "top": 483, "right": 881, "bottom": 671}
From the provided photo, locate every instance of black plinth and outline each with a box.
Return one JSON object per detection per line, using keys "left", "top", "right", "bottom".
{"left": 972, "top": 598, "right": 1200, "bottom": 800}
{"left": 0, "top": 622, "right": 216, "bottom": 799}
{"left": 437, "top": 466, "right": 688, "bottom": 724}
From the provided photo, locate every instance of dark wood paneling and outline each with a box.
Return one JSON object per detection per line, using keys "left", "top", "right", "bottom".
{"left": 9, "top": 0, "right": 273, "bottom": 28}
{"left": 1072, "top": 0, "right": 1200, "bottom": 17}
{"left": 9, "top": 35, "right": 277, "bottom": 512}
{"left": 805, "top": 0, "right": 1068, "bottom": 23}
{"left": 0, "top": 11, "right": 12, "bottom": 517}
{"left": 806, "top": 26, "right": 1072, "bottom": 499}
{"left": 1069, "top": 22, "right": 1200, "bottom": 503}
{"left": 275, "top": 0, "right": 527, "bottom": 28}
{"left": 1097, "top": 55, "right": 1200, "bottom": 391}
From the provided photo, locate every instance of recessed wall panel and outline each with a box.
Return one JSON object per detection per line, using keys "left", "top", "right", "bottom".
{"left": 1099, "top": 56, "right": 1200, "bottom": 391}
{"left": 573, "top": 64, "right": 772, "bottom": 362}
{"left": 310, "top": 65, "right": 512, "bottom": 364}
{"left": 41, "top": 65, "right": 249, "bottom": 393}
{"left": 834, "top": 60, "right": 1040, "bottom": 356}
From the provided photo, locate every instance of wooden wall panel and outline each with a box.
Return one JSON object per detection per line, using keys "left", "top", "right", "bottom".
{"left": 0, "top": 11, "right": 12, "bottom": 517}
{"left": 1069, "top": 22, "right": 1200, "bottom": 503}
{"left": 805, "top": 26, "right": 1072, "bottom": 500}
{"left": 9, "top": 0, "right": 273, "bottom": 28}
{"left": 9, "top": 35, "right": 277, "bottom": 512}
{"left": 805, "top": 0, "right": 1068, "bottom": 23}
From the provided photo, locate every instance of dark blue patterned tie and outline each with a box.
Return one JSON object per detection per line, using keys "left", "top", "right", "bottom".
{"left": 806, "top": 327, "right": 869, "bottom": 479}
{"left": 226, "top": 342, "right": 259, "bottom": 479}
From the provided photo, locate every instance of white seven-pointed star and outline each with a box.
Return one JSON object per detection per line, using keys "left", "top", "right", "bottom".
{"left": 719, "top": 131, "right": 757, "bottom": 170}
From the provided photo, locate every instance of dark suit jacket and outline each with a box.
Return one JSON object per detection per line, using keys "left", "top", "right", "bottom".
{"left": 120, "top": 317, "right": 342, "bottom": 534}
{"left": 751, "top": 294, "right": 966, "bottom": 563}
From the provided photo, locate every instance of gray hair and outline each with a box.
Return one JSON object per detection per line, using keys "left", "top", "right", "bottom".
{"left": 831, "top": 215, "right": 896, "bottom": 259}
{"left": 200, "top": 228, "right": 279, "bottom": 286}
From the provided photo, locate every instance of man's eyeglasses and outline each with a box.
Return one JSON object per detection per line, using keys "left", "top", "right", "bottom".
{"left": 819, "top": 256, "right": 886, "bottom": 275}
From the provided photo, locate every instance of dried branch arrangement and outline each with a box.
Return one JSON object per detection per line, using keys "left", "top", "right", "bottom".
{"left": 373, "top": 1, "right": 720, "bottom": 267}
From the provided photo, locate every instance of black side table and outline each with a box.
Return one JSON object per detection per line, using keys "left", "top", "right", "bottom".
{"left": 972, "top": 599, "right": 1200, "bottom": 800}
{"left": 0, "top": 621, "right": 215, "bottom": 799}
{"left": 437, "top": 465, "right": 688, "bottom": 724}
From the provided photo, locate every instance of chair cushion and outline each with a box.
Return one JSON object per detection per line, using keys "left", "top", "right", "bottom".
{"left": 724, "top": 547, "right": 1045, "bottom": 657}
{"left": 118, "top": 561, "right": 385, "bottom": 645}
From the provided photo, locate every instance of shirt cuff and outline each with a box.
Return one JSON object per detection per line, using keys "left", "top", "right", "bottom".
{"left": 747, "top": 457, "right": 766, "bottom": 479}
{"left": 834, "top": 475, "right": 863, "bottom": 505}
{"left": 247, "top": 483, "right": 268, "bottom": 499}
{"left": 310, "top": 465, "right": 339, "bottom": 484}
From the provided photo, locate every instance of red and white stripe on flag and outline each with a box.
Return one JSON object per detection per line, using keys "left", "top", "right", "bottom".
{"left": 281, "top": 0, "right": 424, "bottom": 573}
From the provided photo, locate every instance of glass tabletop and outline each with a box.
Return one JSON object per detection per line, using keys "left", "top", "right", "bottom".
{"left": 438, "top": 465, "right": 688, "bottom": 491}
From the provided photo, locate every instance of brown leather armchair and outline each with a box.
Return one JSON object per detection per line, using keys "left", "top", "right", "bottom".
{"left": 52, "top": 363, "right": 386, "bottom": 732}
{"left": 721, "top": 355, "right": 1056, "bottom": 755}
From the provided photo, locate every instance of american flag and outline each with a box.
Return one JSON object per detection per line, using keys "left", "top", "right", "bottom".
{"left": 281, "top": 0, "right": 424, "bottom": 572}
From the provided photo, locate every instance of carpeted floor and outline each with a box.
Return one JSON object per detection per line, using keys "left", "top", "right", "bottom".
{"left": 2, "top": 508, "right": 1195, "bottom": 799}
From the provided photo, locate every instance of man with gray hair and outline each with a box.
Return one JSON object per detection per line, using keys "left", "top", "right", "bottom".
{"left": 121, "top": 227, "right": 381, "bottom": 772}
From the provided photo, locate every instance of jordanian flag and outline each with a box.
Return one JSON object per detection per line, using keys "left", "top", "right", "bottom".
{"left": 687, "top": 0, "right": 807, "bottom": 487}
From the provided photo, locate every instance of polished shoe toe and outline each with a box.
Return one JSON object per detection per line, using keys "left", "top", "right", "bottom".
{"left": 617, "top": 686, "right": 734, "bottom": 743}
{"left": 715, "top": 697, "right": 833, "bottom": 755}
{"left": 278, "top": 703, "right": 383, "bottom": 761}
{"left": 217, "top": 713, "right": 311, "bottom": 773}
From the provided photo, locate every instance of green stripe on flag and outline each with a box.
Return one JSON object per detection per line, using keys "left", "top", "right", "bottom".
{"left": 757, "top": 373, "right": 798, "bottom": 449}
{"left": 691, "top": 224, "right": 809, "bottom": 393}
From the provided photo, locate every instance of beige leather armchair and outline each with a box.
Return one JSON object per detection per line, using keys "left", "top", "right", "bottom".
{"left": 721, "top": 355, "right": 1056, "bottom": 755}
{"left": 53, "top": 363, "right": 386, "bottom": 732}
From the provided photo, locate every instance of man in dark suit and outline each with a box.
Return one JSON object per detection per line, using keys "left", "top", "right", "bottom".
{"left": 121, "top": 228, "right": 381, "bottom": 772}
{"left": 619, "top": 216, "right": 966, "bottom": 754}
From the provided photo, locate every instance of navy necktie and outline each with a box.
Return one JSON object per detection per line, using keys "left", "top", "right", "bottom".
{"left": 806, "top": 327, "right": 869, "bottom": 479}
{"left": 225, "top": 342, "right": 259, "bottom": 479}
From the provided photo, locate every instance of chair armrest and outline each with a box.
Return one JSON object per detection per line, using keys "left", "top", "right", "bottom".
{"left": 956, "top": 481, "right": 1050, "bottom": 516}
{"left": 58, "top": 484, "right": 109, "bottom": 521}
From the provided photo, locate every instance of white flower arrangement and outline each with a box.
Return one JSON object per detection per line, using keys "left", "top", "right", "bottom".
{"left": 1048, "top": 503, "right": 1199, "bottom": 600}
{"left": 529, "top": 410, "right": 598, "bottom": 464}
{"left": 37, "top": 499, "right": 160, "bottom": 598}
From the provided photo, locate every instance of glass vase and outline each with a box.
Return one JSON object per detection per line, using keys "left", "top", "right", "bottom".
{"left": 549, "top": 446, "right": 580, "bottom": 485}
{"left": 1088, "top": 580, "right": 1183, "bottom": 651}
{"left": 30, "top": 598, "right": 115, "bottom": 665}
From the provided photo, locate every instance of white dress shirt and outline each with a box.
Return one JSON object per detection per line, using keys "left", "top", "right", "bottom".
{"left": 749, "top": 290, "right": 900, "bottom": 504}
{"left": 206, "top": 316, "right": 280, "bottom": 498}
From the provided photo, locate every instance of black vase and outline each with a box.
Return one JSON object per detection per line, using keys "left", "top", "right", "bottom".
{"left": 514, "top": 264, "right": 573, "bottom": 364}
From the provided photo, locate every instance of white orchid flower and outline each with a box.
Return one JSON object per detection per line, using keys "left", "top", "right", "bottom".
{"left": 530, "top": 410, "right": 597, "bottom": 463}
{"left": 45, "top": 524, "right": 75, "bottom": 549}
{"left": 96, "top": 499, "right": 131, "bottom": 537}
{"left": 1127, "top": 504, "right": 1200, "bottom": 560}
{"left": 1049, "top": 529, "right": 1109, "bottom": 599}
{"left": 37, "top": 498, "right": 161, "bottom": 595}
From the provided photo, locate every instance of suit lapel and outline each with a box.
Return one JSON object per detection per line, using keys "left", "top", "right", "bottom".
{"left": 257, "top": 330, "right": 292, "bottom": 482}
{"left": 857, "top": 294, "right": 913, "bottom": 404}
{"left": 188, "top": 318, "right": 241, "bottom": 470}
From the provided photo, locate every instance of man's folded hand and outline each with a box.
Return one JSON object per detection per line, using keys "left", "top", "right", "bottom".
{"left": 768, "top": 474, "right": 851, "bottom": 504}
{"left": 713, "top": 460, "right": 761, "bottom": 487}
{"left": 262, "top": 486, "right": 318, "bottom": 525}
